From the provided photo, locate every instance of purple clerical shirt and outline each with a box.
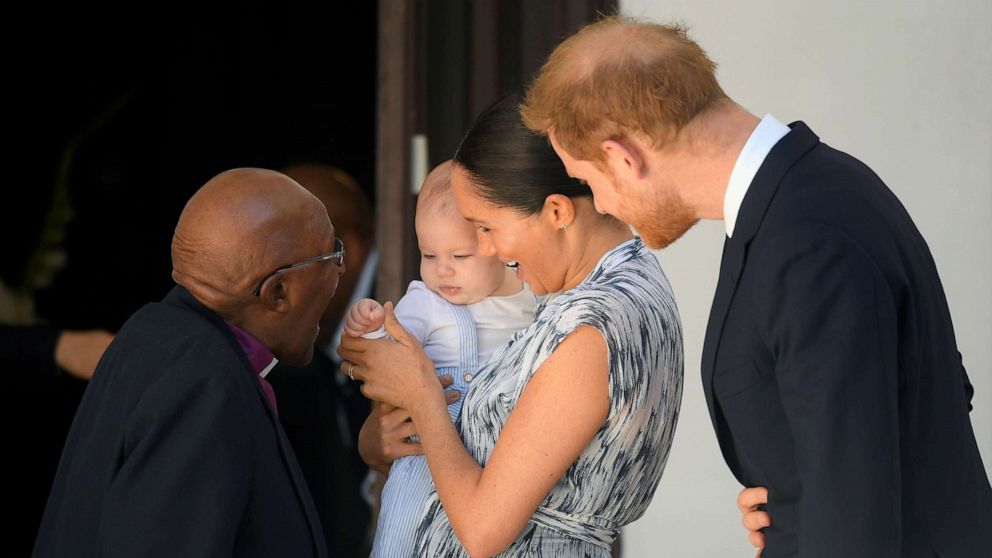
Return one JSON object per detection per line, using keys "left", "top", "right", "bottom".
{"left": 225, "top": 321, "right": 279, "bottom": 415}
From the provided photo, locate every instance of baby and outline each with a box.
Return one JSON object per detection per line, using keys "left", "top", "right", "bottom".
{"left": 345, "top": 160, "right": 537, "bottom": 557}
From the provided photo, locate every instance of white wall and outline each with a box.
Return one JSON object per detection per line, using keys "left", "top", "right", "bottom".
{"left": 617, "top": 1, "right": 992, "bottom": 556}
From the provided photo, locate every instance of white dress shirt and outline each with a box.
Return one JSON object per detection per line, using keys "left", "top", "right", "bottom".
{"left": 724, "top": 114, "right": 791, "bottom": 238}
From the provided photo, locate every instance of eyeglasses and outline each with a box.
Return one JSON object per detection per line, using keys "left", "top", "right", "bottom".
{"left": 252, "top": 238, "right": 345, "bottom": 296}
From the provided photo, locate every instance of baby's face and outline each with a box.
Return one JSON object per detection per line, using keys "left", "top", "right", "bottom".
{"left": 417, "top": 210, "right": 508, "bottom": 305}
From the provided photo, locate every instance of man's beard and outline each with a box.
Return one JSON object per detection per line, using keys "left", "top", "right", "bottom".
{"left": 610, "top": 174, "right": 697, "bottom": 249}
{"left": 598, "top": 165, "right": 699, "bottom": 250}
{"left": 630, "top": 188, "right": 698, "bottom": 250}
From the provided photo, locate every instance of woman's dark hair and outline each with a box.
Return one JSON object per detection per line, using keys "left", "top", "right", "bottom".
{"left": 453, "top": 93, "right": 592, "bottom": 215}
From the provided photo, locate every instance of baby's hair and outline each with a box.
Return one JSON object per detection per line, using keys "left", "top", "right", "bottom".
{"left": 416, "top": 160, "right": 460, "bottom": 219}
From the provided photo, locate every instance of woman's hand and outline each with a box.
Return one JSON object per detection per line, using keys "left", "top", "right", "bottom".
{"left": 357, "top": 378, "right": 462, "bottom": 474}
{"left": 338, "top": 302, "right": 444, "bottom": 413}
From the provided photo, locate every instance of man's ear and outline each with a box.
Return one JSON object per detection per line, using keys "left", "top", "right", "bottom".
{"left": 601, "top": 138, "right": 646, "bottom": 181}
{"left": 259, "top": 275, "right": 292, "bottom": 313}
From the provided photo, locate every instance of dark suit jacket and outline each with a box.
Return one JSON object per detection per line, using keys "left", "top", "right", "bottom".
{"left": 701, "top": 122, "right": 992, "bottom": 557}
{"left": 33, "top": 286, "right": 328, "bottom": 558}
{"left": 268, "top": 351, "right": 371, "bottom": 556}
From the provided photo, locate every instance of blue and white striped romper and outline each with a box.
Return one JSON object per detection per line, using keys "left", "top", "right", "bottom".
{"left": 371, "top": 281, "right": 536, "bottom": 557}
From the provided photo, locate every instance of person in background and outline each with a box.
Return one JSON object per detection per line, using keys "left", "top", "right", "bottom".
{"left": 1, "top": 320, "right": 114, "bottom": 557}
{"left": 2, "top": 172, "right": 115, "bottom": 556}
{"left": 1, "top": 325, "right": 113, "bottom": 382}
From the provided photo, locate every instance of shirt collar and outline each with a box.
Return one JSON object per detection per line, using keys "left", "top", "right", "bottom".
{"left": 724, "top": 114, "right": 791, "bottom": 238}
{"left": 225, "top": 321, "right": 278, "bottom": 377}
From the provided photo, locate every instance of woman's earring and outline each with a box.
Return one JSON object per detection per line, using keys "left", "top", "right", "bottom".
{"left": 561, "top": 223, "right": 569, "bottom": 231}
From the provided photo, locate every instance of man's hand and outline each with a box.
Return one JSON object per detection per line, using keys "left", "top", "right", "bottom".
{"left": 737, "top": 486, "right": 770, "bottom": 557}
{"left": 54, "top": 329, "right": 114, "bottom": 380}
{"left": 358, "top": 402, "right": 418, "bottom": 474}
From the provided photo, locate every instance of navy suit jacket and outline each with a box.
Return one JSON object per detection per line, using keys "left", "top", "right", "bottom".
{"left": 701, "top": 122, "right": 992, "bottom": 557}
{"left": 268, "top": 350, "right": 371, "bottom": 556}
{"left": 33, "top": 286, "right": 328, "bottom": 558}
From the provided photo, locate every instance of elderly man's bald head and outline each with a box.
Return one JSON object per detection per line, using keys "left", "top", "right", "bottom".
{"left": 172, "top": 168, "right": 332, "bottom": 317}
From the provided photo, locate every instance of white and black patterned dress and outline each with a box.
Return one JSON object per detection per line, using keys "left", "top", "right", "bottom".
{"left": 415, "top": 238, "right": 684, "bottom": 557}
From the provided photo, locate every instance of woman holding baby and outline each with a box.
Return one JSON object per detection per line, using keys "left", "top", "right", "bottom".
{"left": 339, "top": 94, "right": 683, "bottom": 557}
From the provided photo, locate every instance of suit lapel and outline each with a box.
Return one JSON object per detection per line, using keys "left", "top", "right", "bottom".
{"left": 701, "top": 123, "right": 821, "bottom": 432}
{"left": 702, "top": 238, "right": 739, "bottom": 428}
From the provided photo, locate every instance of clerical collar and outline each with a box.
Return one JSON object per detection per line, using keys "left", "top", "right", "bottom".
{"left": 225, "top": 321, "right": 278, "bottom": 378}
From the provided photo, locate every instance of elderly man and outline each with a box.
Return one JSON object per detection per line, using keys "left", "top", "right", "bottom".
{"left": 522, "top": 16, "right": 991, "bottom": 558}
{"left": 33, "top": 168, "right": 342, "bottom": 558}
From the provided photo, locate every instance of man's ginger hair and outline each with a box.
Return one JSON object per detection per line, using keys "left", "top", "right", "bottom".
{"left": 521, "top": 16, "right": 727, "bottom": 161}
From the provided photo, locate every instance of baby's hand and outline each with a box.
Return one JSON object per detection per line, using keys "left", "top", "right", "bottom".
{"left": 344, "top": 298, "right": 386, "bottom": 337}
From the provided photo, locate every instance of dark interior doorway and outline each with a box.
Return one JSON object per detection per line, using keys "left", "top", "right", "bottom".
{"left": 6, "top": 3, "right": 377, "bottom": 330}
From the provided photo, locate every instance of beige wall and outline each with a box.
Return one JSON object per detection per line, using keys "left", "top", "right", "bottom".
{"left": 618, "top": 0, "right": 992, "bottom": 555}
